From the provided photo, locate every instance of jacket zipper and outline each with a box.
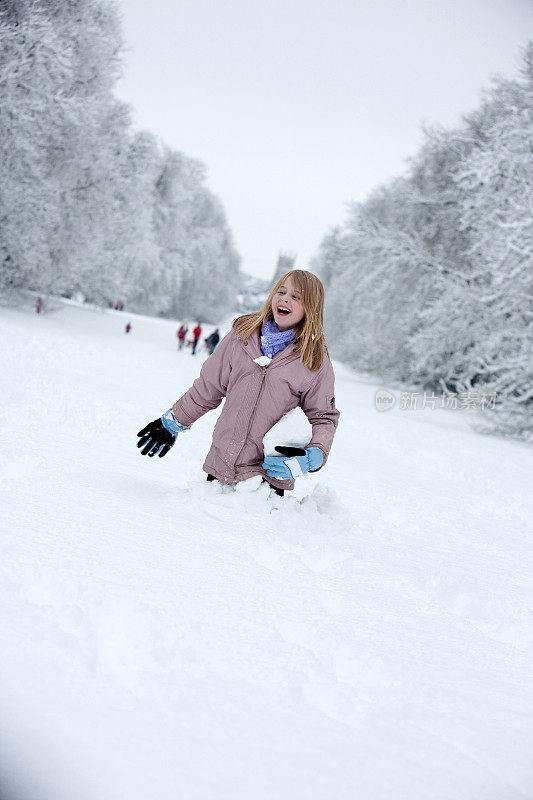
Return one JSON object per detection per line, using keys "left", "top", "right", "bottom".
{"left": 234, "top": 364, "right": 268, "bottom": 468}
{"left": 239, "top": 334, "right": 299, "bottom": 371}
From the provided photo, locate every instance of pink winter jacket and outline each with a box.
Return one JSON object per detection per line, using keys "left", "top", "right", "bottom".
{"left": 171, "top": 328, "right": 340, "bottom": 491}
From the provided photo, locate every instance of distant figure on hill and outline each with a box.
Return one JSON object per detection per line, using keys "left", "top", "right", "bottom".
{"left": 191, "top": 322, "right": 202, "bottom": 355}
{"left": 125, "top": 322, "right": 132, "bottom": 334}
{"left": 177, "top": 321, "right": 188, "bottom": 350}
{"left": 35, "top": 297, "right": 43, "bottom": 314}
{"left": 205, "top": 328, "right": 220, "bottom": 355}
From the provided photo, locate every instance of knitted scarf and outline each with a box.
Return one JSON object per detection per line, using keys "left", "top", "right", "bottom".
{"left": 260, "top": 319, "right": 294, "bottom": 358}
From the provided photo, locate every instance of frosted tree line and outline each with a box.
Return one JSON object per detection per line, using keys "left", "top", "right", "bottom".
{"left": 0, "top": 0, "right": 240, "bottom": 320}
{"left": 315, "top": 44, "right": 533, "bottom": 441}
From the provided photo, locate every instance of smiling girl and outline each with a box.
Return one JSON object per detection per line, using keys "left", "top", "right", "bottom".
{"left": 137, "top": 270, "right": 339, "bottom": 496}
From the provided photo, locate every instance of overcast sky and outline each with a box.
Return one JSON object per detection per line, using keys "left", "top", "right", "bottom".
{"left": 115, "top": 0, "right": 532, "bottom": 280}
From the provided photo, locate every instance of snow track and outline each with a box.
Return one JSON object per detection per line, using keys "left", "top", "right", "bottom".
{"left": 1, "top": 300, "right": 532, "bottom": 800}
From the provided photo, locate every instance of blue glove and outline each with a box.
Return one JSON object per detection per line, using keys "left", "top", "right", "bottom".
{"left": 262, "top": 446, "right": 324, "bottom": 480}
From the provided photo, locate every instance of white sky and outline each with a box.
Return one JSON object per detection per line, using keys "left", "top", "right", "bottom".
{"left": 115, "top": 0, "right": 532, "bottom": 279}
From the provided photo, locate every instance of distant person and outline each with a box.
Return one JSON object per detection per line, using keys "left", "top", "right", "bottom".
{"left": 191, "top": 322, "right": 202, "bottom": 355}
{"left": 125, "top": 322, "right": 132, "bottom": 334}
{"left": 205, "top": 328, "right": 220, "bottom": 355}
{"left": 177, "top": 321, "right": 188, "bottom": 351}
{"left": 35, "top": 297, "right": 43, "bottom": 314}
{"left": 136, "top": 270, "right": 339, "bottom": 498}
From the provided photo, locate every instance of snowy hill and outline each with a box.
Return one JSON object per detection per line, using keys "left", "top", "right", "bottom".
{"left": 1, "top": 300, "right": 532, "bottom": 800}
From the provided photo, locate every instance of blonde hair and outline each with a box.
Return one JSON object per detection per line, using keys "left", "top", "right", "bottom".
{"left": 232, "top": 270, "right": 327, "bottom": 371}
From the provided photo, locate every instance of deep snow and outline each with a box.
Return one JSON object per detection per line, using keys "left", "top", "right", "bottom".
{"left": 1, "top": 299, "right": 532, "bottom": 800}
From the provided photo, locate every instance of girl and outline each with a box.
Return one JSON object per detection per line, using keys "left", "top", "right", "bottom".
{"left": 137, "top": 270, "right": 339, "bottom": 495}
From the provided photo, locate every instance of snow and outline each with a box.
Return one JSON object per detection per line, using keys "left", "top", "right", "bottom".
{"left": 1, "top": 299, "right": 532, "bottom": 800}
{"left": 263, "top": 407, "right": 312, "bottom": 456}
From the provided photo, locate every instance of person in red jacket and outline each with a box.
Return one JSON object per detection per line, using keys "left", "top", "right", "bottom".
{"left": 177, "top": 321, "right": 188, "bottom": 350}
{"left": 191, "top": 322, "right": 202, "bottom": 355}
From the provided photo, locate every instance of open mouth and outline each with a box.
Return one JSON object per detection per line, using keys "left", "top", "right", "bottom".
{"left": 277, "top": 306, "right": 291, "bottom": 316}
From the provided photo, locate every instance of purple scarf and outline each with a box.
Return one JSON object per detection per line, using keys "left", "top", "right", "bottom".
{"left": 260, "top": 319, "right": 294, "bottom": 358}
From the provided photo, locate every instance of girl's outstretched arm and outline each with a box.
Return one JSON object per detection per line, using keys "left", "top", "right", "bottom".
{"left": 299, "top": 359, "right": 340, "bottom": 470}
{"left": 171, "top": 331, "right": 234, "bottom": 427}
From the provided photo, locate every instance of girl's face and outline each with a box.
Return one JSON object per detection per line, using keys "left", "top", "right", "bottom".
{"left": 271, "top": 277, "right": 305, "bottom": 331}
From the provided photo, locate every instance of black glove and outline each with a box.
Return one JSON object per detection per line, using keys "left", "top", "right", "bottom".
{"left": 136, "top": 418, "right": 176, "bottom": 458}
{"left": 275, "top": 446, "right": 307, "bottom": 457}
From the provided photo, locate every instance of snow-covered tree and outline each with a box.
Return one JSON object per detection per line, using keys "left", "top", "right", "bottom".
{"left": 0, "top": 0, "right": 241, "bottom": 317}
{"left": 316, "top": 42, "right": 533, "bottom": 441}
{"left": 455, "top": 54, "right": 533, "bottom": 437}
{"left": 0, "top": 5, "right": 67, "bottom": 292}
{"left": 178, "top": 186, "right": 241, "bottom": 322}
{"left": 151, "top": 147, "right": 240, "bottom": 322}
{"left": 39, "top": 0, "right": 156, "bottom": 304}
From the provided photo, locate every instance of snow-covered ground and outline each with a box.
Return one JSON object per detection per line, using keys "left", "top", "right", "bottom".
{"left": 1, "top": 299, "right": 532, "bottom": 800}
